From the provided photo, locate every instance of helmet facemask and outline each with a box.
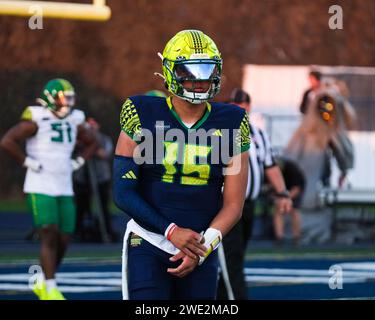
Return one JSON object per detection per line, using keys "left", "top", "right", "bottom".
{"left": 54, "top": 91, "right": 75, "bottom": 118}
{"left": 43, "top": 90, "right": 75, "bottom": 118}
{"left": 165, "top": 58, "right": 222, "bottom": 104}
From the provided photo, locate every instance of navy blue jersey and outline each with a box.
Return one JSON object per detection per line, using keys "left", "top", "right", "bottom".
{"left": 120, "top": 95, "right": 250, "bottom": 233}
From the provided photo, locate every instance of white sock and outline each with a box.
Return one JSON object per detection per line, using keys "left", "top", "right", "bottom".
{"left": 36, "top": 272, "right": 46, "bottom": 288}
{"left": 45, "top": 279, "right": 57, "bottom": 293}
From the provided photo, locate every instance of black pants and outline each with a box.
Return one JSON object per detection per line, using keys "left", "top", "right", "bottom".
{"left": 217, "top": 200, "right": 255, "bottom": 300}
{"left": 73, "top": 180, "right": 115, "bottom": 240}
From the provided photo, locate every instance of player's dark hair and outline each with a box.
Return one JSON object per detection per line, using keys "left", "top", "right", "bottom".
{"left": 230, "top": 88, "right": 251, "bottom": 104}
{"left": 309, "top": 71, "right": 322, "bottom": 81}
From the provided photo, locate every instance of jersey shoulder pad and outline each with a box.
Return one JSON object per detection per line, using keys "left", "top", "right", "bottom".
{"left": 20, "top": 105, "right": 44, "bottom": 122}
{"left": 211, "top": 102, "right": 243, "bottom": 120}
{"left": 20, "top": 106, "right": 33, "bottom": 121}
{"left": 210, "top": 102, "right": 250, "bottom": 154}
{"left": 210, "top": 102, "right": 247, "bottom": 127}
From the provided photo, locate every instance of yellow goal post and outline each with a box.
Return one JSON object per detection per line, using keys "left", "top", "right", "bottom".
{"left": 0, "top": 0, "right": 111, "bottom": 21}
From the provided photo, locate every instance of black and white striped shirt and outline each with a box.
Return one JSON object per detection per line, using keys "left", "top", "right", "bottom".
{"left": 246, "top": 123, "right": 276, "bottom": 200}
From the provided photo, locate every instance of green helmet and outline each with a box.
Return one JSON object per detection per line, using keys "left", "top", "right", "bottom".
{"left": 38, "top": 78, "right": 75, "bottom": 118}
{"left": 161, "top": 30, "right": 222, "bottom": 104}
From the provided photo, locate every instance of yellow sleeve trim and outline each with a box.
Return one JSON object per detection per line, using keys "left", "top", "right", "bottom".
{"left": 20, "top": 107, "right": 32, "bottom": 121}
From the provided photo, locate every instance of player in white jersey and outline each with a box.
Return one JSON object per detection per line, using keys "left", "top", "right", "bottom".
{"left": 1, "top": 79, "right": 97, "bottom": 300}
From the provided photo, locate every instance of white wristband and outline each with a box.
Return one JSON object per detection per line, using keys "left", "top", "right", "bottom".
{"left": 198, "top": 227, "right": 222, "bottom": 265}
{"left": 71, "top": 156, "right": 85, "bottom": 171}
{"left": 23, "top": 156, "right": 42, "bottom": 172}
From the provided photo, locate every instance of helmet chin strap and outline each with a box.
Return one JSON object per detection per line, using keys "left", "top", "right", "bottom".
{"left": 170, "top": 90, "right": 206, "bottom": 105}
{"left": 154, "top": 72, "right": 165, "bottom": 81}
{"left": 36, "top": 98, "right": 48, "bottom": 107}
{"left": 184, "top": 96, "right": 207, "bottom": 104}
{"left": 180, "top": 85, "right": 212, "bottom": 104}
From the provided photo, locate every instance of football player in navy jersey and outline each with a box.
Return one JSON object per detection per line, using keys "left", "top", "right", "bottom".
{"left": 113, "top": 30, "right": 250, "bottom": 300}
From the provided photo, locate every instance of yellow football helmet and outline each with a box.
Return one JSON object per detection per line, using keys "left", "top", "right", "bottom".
{"left": 161, "top": 30, "right": 222, "bottom": 104}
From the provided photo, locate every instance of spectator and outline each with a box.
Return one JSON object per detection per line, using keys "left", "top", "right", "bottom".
{"left": 273, "top": 156, "right": 306, "bottom": 246}
{"left": 300, "top": 70, "right": 322, "bottom": 114}
{"left": 285, "top": 88, "right": 354, "bottom": 244}
{"left": 73, "top": 118, "right": 118, "bottom": 242}
{"left": 319, "top": 78, "right": 357, "bottom": 187}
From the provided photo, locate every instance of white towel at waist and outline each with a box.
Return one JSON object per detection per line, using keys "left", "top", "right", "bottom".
{"left": 121, "top": 219, "right": 180, "bottom": 300}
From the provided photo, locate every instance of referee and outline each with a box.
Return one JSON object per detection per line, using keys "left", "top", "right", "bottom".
{"left": 217, "top": 88, "right": 292, "bottom": 300}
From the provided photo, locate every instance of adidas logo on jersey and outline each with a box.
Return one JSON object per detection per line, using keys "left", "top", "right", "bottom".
{"left": 212, "top": 129, "right": 222, "bottom": 137}
{"left": 122, "top": 170, "right": 137, "bottom": 179}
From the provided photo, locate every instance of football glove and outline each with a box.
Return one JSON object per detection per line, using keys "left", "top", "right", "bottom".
{"left": 198, "top": 227, "right": 222, "bottom": 265}
{"left": 23, "top": 156, "right": 42, "bottom": 172}
{"left": 71, "top": 156, "right": 85, "bottom": 171}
